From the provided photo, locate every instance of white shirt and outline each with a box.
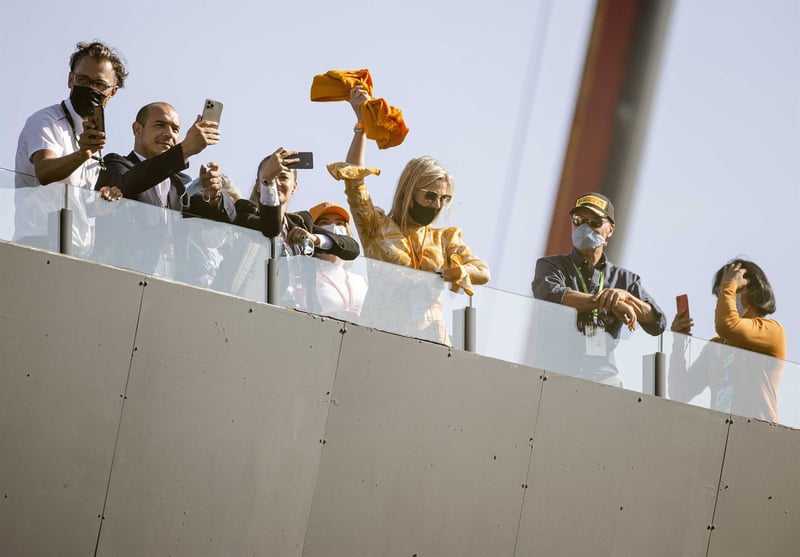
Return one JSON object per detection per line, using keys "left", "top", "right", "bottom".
{"left": 13, "top": 98, "right": 101, "bottom": 251}
{"left": 15, "top": 98, "right": 100, "bottom": 189}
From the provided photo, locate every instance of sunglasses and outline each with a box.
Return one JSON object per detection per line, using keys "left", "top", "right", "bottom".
{"left": 418, "top": 189, "right": 452, "bottom": 205}
{"left": 571, "top": 214, "right": 607, "bottom": 229}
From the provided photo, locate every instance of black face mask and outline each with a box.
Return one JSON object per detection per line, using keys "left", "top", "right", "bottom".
{"left": 69, "top": 85, "right": 106, "bottom": 118}
{"left": 408, "top": 201, "right": 439, "bottom": 226}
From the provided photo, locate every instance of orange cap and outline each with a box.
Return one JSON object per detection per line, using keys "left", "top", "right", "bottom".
{"left": 309, "top": 201, "right": 350, "bottom": 223}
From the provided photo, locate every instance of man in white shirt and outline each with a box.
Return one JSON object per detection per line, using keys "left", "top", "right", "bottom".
{"left": 14, "top": 40, "right": 128, "bottom": 251}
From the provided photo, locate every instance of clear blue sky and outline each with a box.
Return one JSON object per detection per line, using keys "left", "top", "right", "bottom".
{"left": 1, "top": 0, "right": 797, "bottom": 361}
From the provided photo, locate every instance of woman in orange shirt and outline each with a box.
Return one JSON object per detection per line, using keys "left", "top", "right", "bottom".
{"left": 669, "top": 259, "right": 786, "bottom": 422}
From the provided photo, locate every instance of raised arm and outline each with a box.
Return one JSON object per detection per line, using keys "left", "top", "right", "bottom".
{"left": 346, "top": 87, "right": 369, "bottom": 166}
{"left": 714, "top": 282, "right": 785, "bottom": 358}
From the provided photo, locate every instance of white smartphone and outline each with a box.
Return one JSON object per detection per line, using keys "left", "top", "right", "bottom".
{"left": 201, "top": 98, "right": 223, "bottom": 124}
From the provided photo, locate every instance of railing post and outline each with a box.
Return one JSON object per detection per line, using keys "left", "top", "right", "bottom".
{"left": 59, "top": 187, "right": 72, "bottom": 256}
{"left": 644, "top": 335, "right": 667, "bottom": 397}
{"left": 463, "top": 302, "right": 476, "bottom": 353}
{"left": 653, "top": 351, "right": 666, "bottom": 397}
{"left": 266, "top": 237, "right": 279, "bottom": 305}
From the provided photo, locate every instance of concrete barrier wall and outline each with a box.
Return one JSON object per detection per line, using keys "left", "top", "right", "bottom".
{"left": 0, "top": 241, "right": 797, "bottom": 556}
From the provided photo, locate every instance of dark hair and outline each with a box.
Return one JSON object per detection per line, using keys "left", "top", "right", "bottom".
{"left": 712, "top": 258, "right": 777, "bottom": 315}
{"left": 69, "top": 41, "right": 128, "bottom": 88}
{"left": 249, "top": 156, "right": 297, "bottom": 203}
{"left": 134, "top": 102, "right": 172, "bottom": 125}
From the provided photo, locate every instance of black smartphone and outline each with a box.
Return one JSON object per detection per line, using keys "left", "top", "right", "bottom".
{"left": 86, "top": 104, "right": 105, "bottom": 134}
{"left": 285, "top": 152, "right": 314, "bottom": 170}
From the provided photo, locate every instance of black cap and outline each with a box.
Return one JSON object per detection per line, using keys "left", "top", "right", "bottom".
{"left": 569, "top": 192, "right": 615, "bottom": 223}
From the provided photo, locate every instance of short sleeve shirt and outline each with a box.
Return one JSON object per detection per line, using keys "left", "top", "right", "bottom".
{"left": 15, "top": 99, "right": 100, "bottom": 189}
{"left": 13, "top": 99, "right": 99, "bottom": 248}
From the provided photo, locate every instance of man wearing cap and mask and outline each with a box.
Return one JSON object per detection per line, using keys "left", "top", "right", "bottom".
{"left": 14, "top": 41, "right": 128, "bottom": 252}
{"left": 532, "top": 192, "right": 666, "bottom": 385}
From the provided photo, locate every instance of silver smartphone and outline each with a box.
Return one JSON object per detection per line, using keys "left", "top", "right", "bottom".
{"left": 201, "top": 98, "right": 223, "bottom": 124}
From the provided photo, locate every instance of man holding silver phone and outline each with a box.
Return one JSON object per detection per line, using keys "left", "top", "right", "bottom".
{"left": 96, "top": 101, "right": 233, "bottom": 218}
{"left": 93, "top": 101, "right": 236, "bottom": 276}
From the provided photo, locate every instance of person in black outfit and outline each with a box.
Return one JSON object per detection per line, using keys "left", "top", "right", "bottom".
{"left": 238, "top": 147, "right": 359, "bottom": 260}
{"left": 211, "top": 148, "right": 360, "bottom": 307}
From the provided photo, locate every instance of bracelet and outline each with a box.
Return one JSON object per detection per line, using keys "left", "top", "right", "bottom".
{"left": 354, "top": 122, "right": 365, "bottom": 134}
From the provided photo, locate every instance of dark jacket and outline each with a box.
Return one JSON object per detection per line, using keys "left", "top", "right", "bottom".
{"left": 96, "top": 146, "right": 236, "bottom": 222}
{"left": 234, "top": 199, "right": 360, "bottom": 261}
{"left": 92, "top": 146, "right": 236, "bottom": 278}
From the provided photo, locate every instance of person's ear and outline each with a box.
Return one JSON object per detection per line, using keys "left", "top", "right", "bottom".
{"left": 67, "top": 72, "right": 74, "bottom": 89}
{"left": 132, "top": 121, "right": 143, "bottom": 137}
{"left": 606, "top": 222, "right": 615, "bottom": 239}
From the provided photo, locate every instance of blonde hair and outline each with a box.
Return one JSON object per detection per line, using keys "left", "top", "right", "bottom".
{"left": 388, "top": 156, "right": 454, "bottom": 230}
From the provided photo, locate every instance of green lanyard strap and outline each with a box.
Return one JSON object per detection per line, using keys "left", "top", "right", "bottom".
{"left": 572, "top": 262, "right": 605, "bottom": 322}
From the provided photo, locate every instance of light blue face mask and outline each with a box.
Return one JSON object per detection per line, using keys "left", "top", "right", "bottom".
{"left": 572, "top": 223, "right": 606, "bottom": 250}
{"left": 180, "top": 178, "right": 207, "bottom": 208}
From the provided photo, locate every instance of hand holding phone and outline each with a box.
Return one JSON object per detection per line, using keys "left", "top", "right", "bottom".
{"left": 672, "top": 294, "right": 693, "bottom": 334}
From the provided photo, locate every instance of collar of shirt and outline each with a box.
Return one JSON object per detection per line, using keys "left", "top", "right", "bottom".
{"left": 569, "top": 247, "right": 608, "bottom": 272}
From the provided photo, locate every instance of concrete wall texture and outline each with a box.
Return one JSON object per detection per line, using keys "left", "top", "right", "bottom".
{"left": 0, "top": 240, "right": 798, "bottom": 556}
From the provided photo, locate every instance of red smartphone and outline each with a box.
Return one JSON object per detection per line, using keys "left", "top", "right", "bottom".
{"left": 676, "top": 294, "right": 690, "bottom": 319}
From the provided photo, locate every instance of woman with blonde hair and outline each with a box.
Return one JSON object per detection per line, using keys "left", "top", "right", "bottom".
{"left": 327, "top": 87, "right": 490, "bottom": 342}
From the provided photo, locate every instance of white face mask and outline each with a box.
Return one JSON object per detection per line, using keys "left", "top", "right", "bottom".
{"left": 318, "top": 223, "right": 348, "bottom": 236}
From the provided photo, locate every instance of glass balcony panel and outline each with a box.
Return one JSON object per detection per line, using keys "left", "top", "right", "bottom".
{"left": 664, "top": 331, "right": 798, "bottom": 427}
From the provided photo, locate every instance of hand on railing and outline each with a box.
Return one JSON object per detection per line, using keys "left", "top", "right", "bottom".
{"left": 98, "top": 186, "right": 122, "bottom": 202}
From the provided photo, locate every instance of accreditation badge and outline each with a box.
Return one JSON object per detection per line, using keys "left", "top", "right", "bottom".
{"left": 584, "top": 323, "right": 607, "bottom": 356}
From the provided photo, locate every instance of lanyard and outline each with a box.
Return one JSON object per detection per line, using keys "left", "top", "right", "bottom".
{"left": 572, "top": 262, "right": 605, "bottom": 321}
{"left": 405, "top": 227, "right": 428, "bottom": 270}
{"left": 61, "top": 101, "right": 106, "bottom": 170}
